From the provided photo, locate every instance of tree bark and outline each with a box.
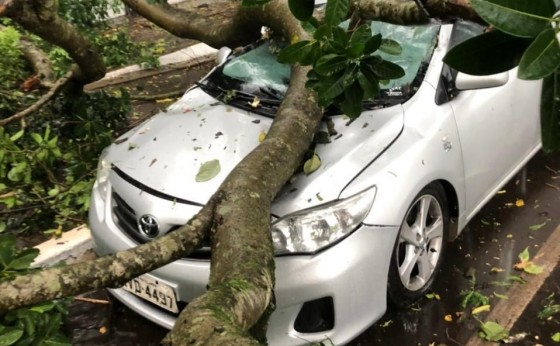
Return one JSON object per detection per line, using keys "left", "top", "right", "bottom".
{"left": 0, "top": 203, "right": 214, "bottom": 313}
{"left": 121, "top": 0, "right": 261, "bottom": 48}
{"left": 352, "top": 0, "right": 480, "bottom": 24}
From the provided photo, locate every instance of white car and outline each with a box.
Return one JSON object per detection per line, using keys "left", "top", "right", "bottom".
{"left": 89, "top": 20, "right": 542, "bottom": 345}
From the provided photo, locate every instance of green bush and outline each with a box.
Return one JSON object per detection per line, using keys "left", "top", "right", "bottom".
{"left": 0, "top": 234, "right": 72, "bottom": 346}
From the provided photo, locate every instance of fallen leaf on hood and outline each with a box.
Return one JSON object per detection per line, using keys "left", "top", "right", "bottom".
{"left": 258, "top": 130, "right": 266, "bottom": 143}
{"left": 248, "top": 96, "right": 260, "bottom": 108}
{"left": 303, "top": 154, "right": 321, "bottom": 175}
{"left": 515, "top": 199, "right": 525, "bottom": 207}
{"left": 195, "top": 159, "right": 221, "bottom": 182}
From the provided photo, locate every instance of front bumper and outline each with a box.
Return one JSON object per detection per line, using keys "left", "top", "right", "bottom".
{"left": 89, "top": 176, "right": 399, "bottom": 345}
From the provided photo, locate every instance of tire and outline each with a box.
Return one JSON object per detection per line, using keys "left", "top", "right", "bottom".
{"left": 387, "top": 183, "right": 449, "bottom": 307}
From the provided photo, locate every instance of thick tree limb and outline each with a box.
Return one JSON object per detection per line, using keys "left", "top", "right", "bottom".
{"left": 0, "top": 72, "right": 71, "bottom": 126}
{"left": 121, "top": 0, "right": 260, "bottom": 48}
{"left": 164, "top": 1, "right": 323, "bottom": 344}
{"left": 0, "top": 203, "right": 214, "bottom": 313}
{"left": 0, "top": 24, "right": 55, "bottom": 86}
{"left": 352, "top": 0, "right": 480, "bottom": 24}
{"left": 19, "top": 39, "right": 55, "bottom": 86}
{"left": 0, "top": 0, "right": 106, "bottom": 84}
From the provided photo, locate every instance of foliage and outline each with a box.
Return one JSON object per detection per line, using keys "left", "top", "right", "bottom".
{"left": 443, "top": 0, "right": 560, "bottom": 151}
{"left": 459, "top": 269, "right": 490, "bottom": 309}
{"left": 513, "top": 247, "right": 544, "bottom": 274}
{"left": 0, "top": 90, "right": 130, "bottom": 234}
{"left": 538, "top": 293, "right": 560, "bottom": 320}
{"left": 0, "top": 235, "right": 71, "bottom": 345}
{"left": 0, "top": 27, "right": 28, "bottom": 114}
{"left": 58, "top": 0, "right": 122, "bottom": 28}
{"left": 93, "top": 28, "right": 161, "bottom": 70}
{"left": 478, "top": 321, "right": 509, "bottom": 342}
{"left": 245, "top": 0, "right": 404, "bottom": 118}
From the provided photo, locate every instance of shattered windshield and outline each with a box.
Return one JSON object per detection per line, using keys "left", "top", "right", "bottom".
{"left": 202, "top": 21, "right": 440, "bottom": 114}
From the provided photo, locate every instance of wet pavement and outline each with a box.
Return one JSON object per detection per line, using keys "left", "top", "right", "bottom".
{"left": 67, "top": 151, "right": 560, "bottom": 345}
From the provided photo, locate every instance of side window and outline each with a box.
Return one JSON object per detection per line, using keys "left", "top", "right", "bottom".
{"left": 435, "top": 21, "right": 485, "bottom": 105}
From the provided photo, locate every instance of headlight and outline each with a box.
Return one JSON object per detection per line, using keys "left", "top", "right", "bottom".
{"left": 271, "top": 186, "right": 376, "bottom": 255}
{"left": 96, "top": 147, "right": 111, "bottom": 201}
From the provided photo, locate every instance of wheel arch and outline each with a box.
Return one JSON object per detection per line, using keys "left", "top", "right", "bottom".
{"left": 434, "top": 179, "right": 460, "bottom": 240}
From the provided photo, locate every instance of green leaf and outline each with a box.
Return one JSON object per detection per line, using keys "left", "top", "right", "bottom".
{"left": 241, "top": 0, "right": 271, "bottom": 7}
{"left": 299, "top": 41, "right": 321, "bottom": 66}
{"left": 331, "top": 26, "right": 349, "bottom": 52}
{"left": 303, "top": 154, "right": 321, "bottom": 175}
{"left": 337, "top": 81, "right": 364, "bottom": 118}
{"left": 379, "top": 39, "right": 402, "bottom": 55}
{"left": 479, "top": 321, "right": 509, "bottom": 341}
{"left": 524, "top": 262, "right": 544, "bottom": 274}
{"left": 0, "top": 328, "right": 23, "bottom": 346}
{"left": 0, "top": 221, "right": 6, "bottom": 233}
{"left": 0, "top": 234, "right": 17, "bottom": 266}
{"left": 277, "top": 40, "right": 313, "bottom": 64}
{"left": 540, "top": 71, "right": 560, "bottom": 152}
{"left": 529, "top": 220, "right": 548, "bottom": 231}
{"left": 357, "top": 69, "right": 380, "bottom": 99}
{"left": 8, "top": 248, "right": 39, "bottom": 270}
{"left": 552, "top": 332, "right": 560, "bottom": 342}
{"left": 288, "top": 0, "right": 315, "bottom": 21}
{"left": 364, "top": 34, "right": 382, "bottom": 54}
{"left": 518, "top": 28, "right": 560, "bottom": 80}
{"left": 493, "top": 292, "right": 509, "bottom": 300}
{"left": 471, "top": 0, "right": 555, "bottom": 38}
{"left": 317, "top": 65, "right": 358, "bottom": 101}
{"left": 325, "top": 0, "right": 350, "bottom": 25}
{"left": 370, "top": 60, "right": 405, "bottom": 80}
{"left": 518, "top": 247, "right": 530, "bottom": 262}
{"left": 443, "top": 30, "right": 531, "bottom": 75}
{"left": 30, "top": 133, "right": 43, "bottom": 144}
{"left": 314, "top": 54, "right": 348, "bottom": 76}
{"left": 195, "top": 160, "right": 221, "bottom": 182}
{"left": 313, "top": 24, "right": 332, "bottom": 41}
{"left": 9, "top": 130, "right": 24, "bottom": 142}
{"left": 347, "top": 24, "right": 371, "bottom": 58}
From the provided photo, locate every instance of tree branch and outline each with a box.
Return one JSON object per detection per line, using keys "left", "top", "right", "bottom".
{"left": 0, "top": 72, "right": 71, "bottom": 126}
{"left": 0, "top": 0, "right": 106, "bottom": 84}
{"left": 0, "top": 203, "right": 215, "bottom": 313}
{"left": 120, "top": 0, "right": 261, "bottom": 48}
{"left": 352, "top": 0, "right": 480, "bottom": 25}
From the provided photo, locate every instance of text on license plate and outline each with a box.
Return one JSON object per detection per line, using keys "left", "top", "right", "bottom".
{"left": 122, "top": 275, "right": 179, "bottom": 313}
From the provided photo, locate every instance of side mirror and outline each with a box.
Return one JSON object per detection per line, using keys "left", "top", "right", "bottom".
{"left": 216, "top": 47, "right": 232, "bottom": 65}
{"left": 455, "top": 71, "right": 509, "bottom": 90}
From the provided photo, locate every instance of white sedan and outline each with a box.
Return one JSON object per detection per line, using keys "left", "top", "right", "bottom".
{"left": 89, "top": 19, "right": 541, "bottom": 345}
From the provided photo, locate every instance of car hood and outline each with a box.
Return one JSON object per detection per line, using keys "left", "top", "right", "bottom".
{"left": 107, "top": 88, "right": 404, "bottom": 216}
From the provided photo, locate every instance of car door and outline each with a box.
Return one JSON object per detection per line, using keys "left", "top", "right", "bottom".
{"left": 445, "top": 22, "right": 542, "bottom": 220}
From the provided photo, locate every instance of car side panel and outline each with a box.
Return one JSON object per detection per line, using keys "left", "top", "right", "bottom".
{"left": 449, "top": 72, "right": 542, "bottom": 221}
{"left": 340, "top": 81, "right": 466, "bottom": 231}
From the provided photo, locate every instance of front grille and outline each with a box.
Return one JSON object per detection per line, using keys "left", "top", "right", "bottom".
{"left": 112, "top": 192, "right": 143, "bottom": 243}
{"left": 111, "top": 191, "right": 211, "bottom": 260}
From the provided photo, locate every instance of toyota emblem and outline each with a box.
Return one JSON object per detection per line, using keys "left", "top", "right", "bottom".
{"left": 138, "top": 214, "right": 159, "bottom": 238}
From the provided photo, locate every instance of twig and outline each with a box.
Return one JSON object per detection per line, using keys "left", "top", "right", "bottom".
{"left": 130, "top": 89, "right": 184, "bottom": 101}
{"left": 545, "top": 165, "right": 559, "bottom": 174}
{"left": 0, "top": 191, "right": 17, "bottom": 199}
{"left": 545, "top": 183, "right": 560, "bottom": 191}
{"left": 446, "top": 328, "right": 465, "bottom": 346}
{"left": 74, "top": 297, "right": 110, "bottom": 305}
{"left": 0, "top": 72, "right": 73, "bottom": 126}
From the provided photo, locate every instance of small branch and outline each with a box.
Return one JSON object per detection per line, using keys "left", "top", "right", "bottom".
{"left": 74, "top": 297, "right": 110, "bottom": 305}
{"left": 130, "top": 89, "right": 184, "bottom": 101}
{"left": 0, "top": 72, "right": 72, "bottom": 126}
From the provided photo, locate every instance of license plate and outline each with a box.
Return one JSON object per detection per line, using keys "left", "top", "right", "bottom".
{"left": 122, "top": 275, "right": 179, "bottom": 313}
